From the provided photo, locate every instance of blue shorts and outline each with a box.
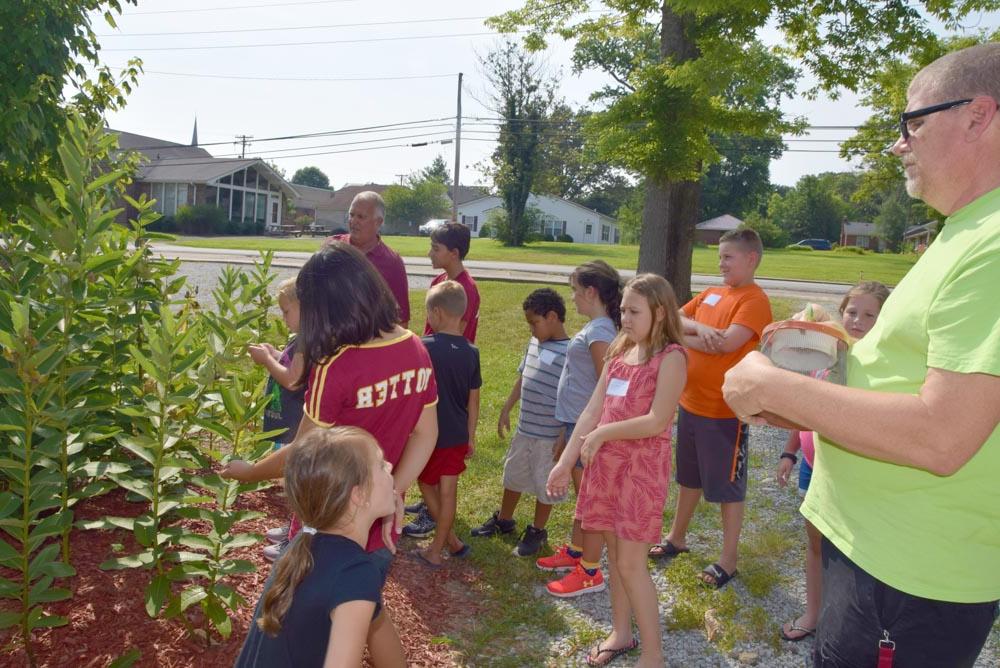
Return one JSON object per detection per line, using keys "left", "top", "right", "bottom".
{"left": 798, "top": 457, "right": 813, "bottom": 494}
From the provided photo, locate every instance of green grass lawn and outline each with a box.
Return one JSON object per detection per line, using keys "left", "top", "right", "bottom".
{"left": 403, "top": 281, "right": 801, "bottom": 665}
{"left": 173, "top": 235, "right": 918, "bottom": 287}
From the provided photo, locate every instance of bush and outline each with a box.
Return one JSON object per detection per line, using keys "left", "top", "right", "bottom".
{"left": 786, "top": 244, "right": 813, "bottom": 251}
{"left": 149, "top": 215, "right": 176, "bottom": 233}
{"left": 557, "top": 233, "right": 574, "bottom": 242}
{"left": 741, "top": 214, "right": 788, "bottom": 249}
{"left": 175, "top": 204, "right": 228, "bottom": 235}
{"left": 833, "top": 245, "right": 867, "bottom": 255}
{"left": 478, "top": 222, "right": 493, "bottom": 238}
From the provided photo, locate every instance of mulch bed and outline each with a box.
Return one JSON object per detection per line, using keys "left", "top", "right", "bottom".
{"left": 0, "top": 487, "right": 482, "bottom": 667}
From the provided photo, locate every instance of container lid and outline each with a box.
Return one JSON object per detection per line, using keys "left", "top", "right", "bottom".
{"left": 762, "top": 319, "right": 852, "bottom": 346}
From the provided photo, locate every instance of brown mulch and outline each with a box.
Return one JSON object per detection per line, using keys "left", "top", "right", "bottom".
{"left": 0, "top": 487, "right": 482, "bottom": 667}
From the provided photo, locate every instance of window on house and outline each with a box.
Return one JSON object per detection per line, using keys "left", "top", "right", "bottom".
{"left": 232, "top": 190, "right": 243, "bottom": 222}
{"left": 856, "top": 235, "right": 868, "bottom": 247}
{"left": 541, "top": 215, "right": 564, "bottom": 239}
{"left": 601, "top": 225, "right": 610, "bottom": 241}
{"left": 256, "top": 194, "right": 267, "bottom": 224}
{"left": 151, "top": 182, "right": 164, "bottom": 210}
{"left": 163, "top": 183, "right": 177, "bottom": 217}
{"left": 243, "top": 192, "right": 256, "bottom": 222}
{"left": 220, "top": 174, "right": 231, "bottom": 185}
{"left": 614, "top": 228, "right": 620, "bottom": 244}
{"left": 245, "top": 167, "right": 259, "bottom": 189}
{"left": 231, "top": 169, "right": 245, "bottom": 188}
{"left": 218, "top": 185, "right": 231, "bottom": 218}
{"left": 472, "top": 216, "right": 478, "bottom": 232}
{"left": 585, "top": 223, "right": 593, "bottom": 236}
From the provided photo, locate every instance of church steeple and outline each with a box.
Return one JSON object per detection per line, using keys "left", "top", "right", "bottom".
{"left": 191, "top": 117, "right": 199, "bottom": 147}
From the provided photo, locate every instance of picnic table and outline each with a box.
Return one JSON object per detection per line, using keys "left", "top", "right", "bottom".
{"left": 266, "top": 225, "right": 303, "bottom": 237}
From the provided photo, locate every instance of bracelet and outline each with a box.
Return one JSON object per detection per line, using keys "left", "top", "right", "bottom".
{"left": 779, "top": 452, "right": 798, "bottom": 465}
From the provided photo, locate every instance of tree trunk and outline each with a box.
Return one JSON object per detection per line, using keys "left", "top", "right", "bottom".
{"left": 637, "top": 2, "right": 701, "bottom": 303}
{"left": 638, "top": 178, "right": 700, "bottom": 302}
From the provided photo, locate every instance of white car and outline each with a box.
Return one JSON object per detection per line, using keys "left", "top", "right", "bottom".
{"left": 418, "top": 218, "right": 449, "bottom": 235}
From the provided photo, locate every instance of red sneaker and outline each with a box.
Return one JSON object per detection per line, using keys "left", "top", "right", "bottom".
{"left": 536, "top": 544, "right": 580, "bottom": 572}
{"left": 546, "top": 563, "right": 606, "bottom": 598}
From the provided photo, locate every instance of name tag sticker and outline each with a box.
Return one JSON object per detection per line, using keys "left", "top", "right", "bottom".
{"left": 704, "top": 293, "right": 722, "bottom": 306}
{"left": 539, "top": 348, "right": 557, "bottom": 366}
{"left": 607, "top": 377, "right": 630, "bottom": 396}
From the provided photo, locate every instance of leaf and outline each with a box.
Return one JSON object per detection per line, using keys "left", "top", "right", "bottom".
{"left": 203, "top": 596, "right": 232, "bottom": 639}
{"left": 219, "top": 559, "right": 257, "bottom": 575}
{"left": 177, "top": 534, "right": 214, "bottom": 551}
{"left": 0, "top": 611, "right": 21, "bottom": 629}
{"left": 100, "top": 550, "right": 155, "bottom": 570}
{"left": 107, "top": 648, "right": 142, "bottom": 668}
{"left": 164, "top": 585, "right": 207, "bottom": 618}
{"left": 145, "top": 574, "right": 170, "bottom": 617}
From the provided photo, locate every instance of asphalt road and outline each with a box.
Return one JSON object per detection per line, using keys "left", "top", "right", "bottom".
{"left": 151, "top": 243, "right": 853, "bottom": 307}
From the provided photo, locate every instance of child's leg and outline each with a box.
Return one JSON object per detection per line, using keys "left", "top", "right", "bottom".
{"left": 614, "top": 538, "right": 665, "bottom": 666}
{"left": 581, "top": 529, "right": 604, "bottom": 565}
{"left": 422, "top": 475, "right": 463, "bottom": 562}
{"left": 498, "top": 489, "right": 521, "bottom": 521}
{"left": 717, "top": 500, "right": 745, "bottom": 576}
{"left": 418, "top": 481, "right": 441, "bottom": 520}
{"left": 532, "top": 500, "right": 553, "bottom": 529}
{"left": 569, "top": 465, "right": 585, "bottom": 547}
{"left": 600, "top": 532, "right": 634, "bottom": 649}
{"left": 663, "top": 484, "right": 701, "bottom": 547}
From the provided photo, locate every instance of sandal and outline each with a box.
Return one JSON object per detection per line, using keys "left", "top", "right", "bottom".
{"left": 450, "top": 542, "right": 471, "bottom": 558}
{"left": 585, "top": 635, "right": 638, "bottom": 666}
{"left": 699, "top": 563, "right": 738, "bottom": 589}
{"left": 780, "top": 621, "right": 816, "bottom": 642}
{"left": 413, "top": 550, "right": 443, "bottom": 570}
{"left": 648, "top": 539, "right": 689, "bottom": 559}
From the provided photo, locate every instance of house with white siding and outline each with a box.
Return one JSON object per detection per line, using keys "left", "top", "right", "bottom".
{"left": 456, "top": 193, "right": 620, "bottom": 244}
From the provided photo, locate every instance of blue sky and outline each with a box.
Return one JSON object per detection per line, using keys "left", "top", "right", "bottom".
{"left": 92, "top": 1, "right": 998, "bottom": 189}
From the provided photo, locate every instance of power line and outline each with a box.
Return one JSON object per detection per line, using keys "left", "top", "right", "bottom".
{"left": 99, "top": 15, "right": 491, "bottom": 37}
{"left": 103, "top": 30, "right": 523, "bottom": 52}
{"left": 128, "top": 0, "right": 362, "bottom": 16}
{"left": 124, "top": 68, "right": 456, "bottom": 83}
{"left": 210, "top": 130, "right": 457, "bottom": 158}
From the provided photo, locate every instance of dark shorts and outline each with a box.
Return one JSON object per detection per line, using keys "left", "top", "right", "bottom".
{"left": 815, "top": 537, "right": 999, "bottom": 667}
{"left": 418, "top": 445, "right": 469, "bottom": 485}
{"left": 798, "top": 457, "right": 813, "bottom": 493}
{"left": 562, "top": 422, "right": 584, "bottom": 470}
{"left": 674, "top": 407, "right": 749, "bottom": 503}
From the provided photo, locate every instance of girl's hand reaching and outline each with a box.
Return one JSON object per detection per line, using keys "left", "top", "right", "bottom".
{"left": 247, "top": 344, "right": 271, "bottom": 366}
{"left": 546, "top": 462, "right": 572, "bottom": 499}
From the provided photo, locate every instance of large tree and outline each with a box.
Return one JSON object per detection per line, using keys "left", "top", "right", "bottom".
{"left": 480, "top": 41, "right": 557, "bottom": 246}
{"left": 291, "top": 166, "right": 331, "bottom": 189}
{"left": 382, "top": 176, "right": 450, "bottom": 234}
{"left": 490, "top": 1, "right": 999, "bottom": 300}
{"left": 0, "top": 1, "right": 140, "bottom": 215}
{"left": 421, "top": 155, "right": 451, "bottom": 185}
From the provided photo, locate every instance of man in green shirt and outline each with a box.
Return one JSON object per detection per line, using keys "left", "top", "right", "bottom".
{"left": 723, "top": 43, "right": 1000, "bottom": 667}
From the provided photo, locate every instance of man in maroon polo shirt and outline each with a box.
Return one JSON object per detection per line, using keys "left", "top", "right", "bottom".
{"left": 326, "top": 191, "right": 410, "bottom": 327}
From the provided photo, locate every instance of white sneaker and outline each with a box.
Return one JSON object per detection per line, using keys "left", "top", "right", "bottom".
{"left": 263, "top": 540, "right": 288, "bottom": 562}
{"left": 266, "top": 525, "right": 289, "bottom": 544}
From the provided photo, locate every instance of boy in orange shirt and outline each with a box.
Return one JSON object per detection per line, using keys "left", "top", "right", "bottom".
{"left": 648, "top": 229, "right": 772, "bottom": 589}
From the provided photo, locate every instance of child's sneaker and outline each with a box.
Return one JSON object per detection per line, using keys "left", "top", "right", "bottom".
{"left": 512, "top": 525, "right": 547, "bottom": 557}
{"left": 265, "top": 525, "right": 289, "bottom": 545}
{"left": 404, "top": 500, "right": 426, "bottom": 515}
{"left": 536, "top": 544, "right": 580, "bottom": 572}
{"left": 546, "top": 563, "right": 606, "bottom": 598}
{"left": 402, "top": 508, "right": 436, "bottom": 538}
{"left": 263, "top": 539, "right": 289, "bottom": 563}
{"left": 470, "top": 511, "right": 516, "bottom": 537}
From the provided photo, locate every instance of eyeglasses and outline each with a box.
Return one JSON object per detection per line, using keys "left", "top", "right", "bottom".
{"left": 898, "top": 99, "right": 972, "bottom": 141}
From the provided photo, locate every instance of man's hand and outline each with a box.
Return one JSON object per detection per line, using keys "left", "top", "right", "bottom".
{"left": 722, "top": 351, "right": 774, "bottom": 419}
{"left": 465, "top": 441, "right": 475, "bottom": 460}
{"left": 220, "top": 459, "right": 254, "bottom": 482}
{"left": 497, "top": 407, "right": 511, "bottom": 439}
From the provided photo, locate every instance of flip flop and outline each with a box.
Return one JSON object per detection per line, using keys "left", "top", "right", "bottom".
{"left": 780, "top": 621, "right": 816, "bottom": 642}
{"left": 450, "top": 542, "right": 471, "bottom": 558}
{"left": 648, "top": 539, "right": 690, "bottom": 559}
{"left": 700, "top": 563, "right": 738, "bottom": 589}
{"left": 413, "top": 550, "right": 443, "bottom": 570}
{"left": 585, "top": 635, "right": 638, "bottom": 666}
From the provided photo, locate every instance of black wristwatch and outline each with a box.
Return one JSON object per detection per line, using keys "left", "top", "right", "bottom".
{"left": 779, "top": 452, "right": 798, "bottom": 465}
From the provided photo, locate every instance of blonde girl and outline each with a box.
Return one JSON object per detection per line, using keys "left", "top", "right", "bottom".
{"left": 547, "top": 274, "right": 687, "bottom": 667}
{"left": 237, "top": 427, "right": 396, "bottom": 667}
{"left": 776, "top": 281, "right": 890, "bottom": 642}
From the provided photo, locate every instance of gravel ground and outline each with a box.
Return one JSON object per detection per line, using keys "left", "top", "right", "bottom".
{"left": 539, "top": 423, "right": 1000, "bottom": 667}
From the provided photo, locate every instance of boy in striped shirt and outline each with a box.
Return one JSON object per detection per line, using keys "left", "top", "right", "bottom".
{"left": 471, "top": 288, "right": 570, "bottom": 557}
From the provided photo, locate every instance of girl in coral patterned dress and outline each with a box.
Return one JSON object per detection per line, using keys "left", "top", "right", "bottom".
{"left": 548, "top": 273, "right": 687, "bottom": 667}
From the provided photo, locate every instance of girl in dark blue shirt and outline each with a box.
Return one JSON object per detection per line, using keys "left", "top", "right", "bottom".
{"left": 237, "top": 426, "right": 397, "bottom": 667}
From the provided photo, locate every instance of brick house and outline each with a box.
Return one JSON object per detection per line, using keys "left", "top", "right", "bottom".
{"left": 113, "top": 130, "right": 298, "bottom": 230}
{"left": 839, "top": 221, "right": 884, "bottom": 251}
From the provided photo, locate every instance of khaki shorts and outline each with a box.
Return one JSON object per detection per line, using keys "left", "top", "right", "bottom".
{"left": 501, "top": 432, "right": 567, "bottom": 505}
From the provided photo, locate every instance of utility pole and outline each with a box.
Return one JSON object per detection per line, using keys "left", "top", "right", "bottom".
{"left": 452, "top": 72, "right": 463, "bottom": 223}
{"left": 395, "top": 173, "right": 406, "bottom": 185}
{"left": 234, "top": 134, "right": 254, "bottom": 158}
